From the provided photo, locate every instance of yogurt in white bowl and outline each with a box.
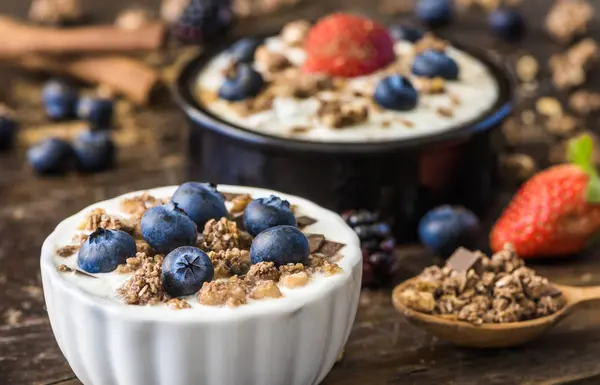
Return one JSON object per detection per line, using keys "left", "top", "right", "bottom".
{"left": 41, "top": 185, "right": 362, "bottom": 385}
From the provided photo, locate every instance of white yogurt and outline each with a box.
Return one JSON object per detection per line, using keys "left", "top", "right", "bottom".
{"left": 195, "top": 37, "right": 500, "bottom": 143}
{"left": 51, "top": 185, "right": 359, "bottom": 310}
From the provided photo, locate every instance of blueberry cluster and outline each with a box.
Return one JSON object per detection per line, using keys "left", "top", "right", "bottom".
{"left": 342, "top": 210, "right": 397, "bottom": 288}
{"left": 489, "top": 9, "right": 526, "bottom": 42}
{"left": 415, "top": 0, "right": 454, "bottom": 28}
{"left": 174, "top": 0, "right": 233, "bottom": 43}
{"left": 27, "top": 131, "right": 115, "bottom": 175}
{"left": 418, "top": 205, "right": 481, "bottom": 257}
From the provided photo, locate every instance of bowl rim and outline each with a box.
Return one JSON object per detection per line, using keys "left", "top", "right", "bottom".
{"left": 173, "top": 33, "right": 515, "bottom": 155}
{"left": 40, "top": 184, "right": 362, "bottom": 323}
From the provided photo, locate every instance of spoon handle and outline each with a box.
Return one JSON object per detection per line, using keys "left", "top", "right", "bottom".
{"left": 567, "top": 285, "right": 600, "bottom": 305}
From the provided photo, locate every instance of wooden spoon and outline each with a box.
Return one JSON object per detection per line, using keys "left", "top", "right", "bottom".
{"left": 392, "top": 278, "right": 600, "bottom": 348}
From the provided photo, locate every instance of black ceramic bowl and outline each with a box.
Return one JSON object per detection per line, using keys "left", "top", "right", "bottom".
{"left": 174, "top": 38, "right": 513, "bottom": 242}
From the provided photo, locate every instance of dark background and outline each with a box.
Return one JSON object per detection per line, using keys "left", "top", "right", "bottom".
{"left": 3, "top": 0, "right": 600, "bottom": 384}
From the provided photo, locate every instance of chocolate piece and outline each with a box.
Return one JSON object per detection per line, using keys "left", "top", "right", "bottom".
{"left": 296, "top": 216, "right": 317, "bottom": 229}
{"left": 447, "top": 247, "right": 481, "bottom": 272}
{"left": 231, "top": 211, "right": 245, "bottom": 231}
{"left": 307, "top": 234, "right": 326, "bottom": 253}
{"left": 319, "top": 240, "right": 346, "bottom": 257}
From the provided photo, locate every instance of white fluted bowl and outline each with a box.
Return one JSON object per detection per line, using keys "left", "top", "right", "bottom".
{"left": 41, "top": 185, "right": 362, "bottom": 385}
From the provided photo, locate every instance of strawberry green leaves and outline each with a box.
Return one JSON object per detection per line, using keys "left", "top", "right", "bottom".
{"left": 568, "top": 134, "right": 600, "bottom": 203}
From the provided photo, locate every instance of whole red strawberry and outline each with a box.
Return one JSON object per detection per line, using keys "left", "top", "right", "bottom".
{"left": 302, "top": 13, "right": 395, "bottom": 78}
{"left": 491, "top": 134, "right": 600, "bottom": 258}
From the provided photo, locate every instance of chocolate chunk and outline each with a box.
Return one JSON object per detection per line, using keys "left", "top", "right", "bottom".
{"left": 447, "top": 247, "right": 481, "bottom": 273}
{"left": 307, "top": 234, "right": 326, "bottom": 253}
{"left": 319, "top": 240, "right": 346, "bottom": 257}
{"left": 296, "top": 216, "right": 317, "bottom": 229}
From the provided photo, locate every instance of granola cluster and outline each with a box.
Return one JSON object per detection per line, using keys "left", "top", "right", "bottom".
{"left": 78, "top": 208, "right": 134, "bottom": 233}
{"left": 118, "top": 253, "right": 165, "bottom": 305}
{"left": 201, "top": 218, "right": 243, "bottom": 252}
{"left": 399, "top": 245, "right": 564, "bottom": 324}
{"left": 549, "top": 38, "right": 598, "bottom": 90}
{"left": 545, "top": 0, "right": 593, "bottom": 44}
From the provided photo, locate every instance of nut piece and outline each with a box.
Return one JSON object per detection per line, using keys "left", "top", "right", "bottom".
{"left": 281, "top": 20, "right": 311, "bottom": 46}
{"left": 255, "top": 46, "right": 292, "bottom": 73}
{"left": 120, "top": 193, "right": 162, "bottom": 218}
{"left": 167, "top": 298, "right": 191, "bottom": 310}
{"left": 249, "top": 280, "right": 283, "bottom": 299}
{"left": 317, "top": 100, "right": 369, "bottom": 129}
{"left": 29, "top": 0, "right": 83, "bottom": 25}
{"left": 545, "top": 114, "right": 578, "bottom": 137}
{"left": 400, "top": 289, "right": 436, "bottom": 313}
{"left": 56, "top": 244, "right": 80, "bottom": 258}
{"left": 202, "top": 218, "right": 241, "bottom": 252}
{"left": 78, "top": 208, "right": 133, "bottom": 233}
{"left": 413, "top": 77, "right": 445, "bottom": 94}
{"left": 230, "top": 194, "right": 252, "bottom": 214}
{"left": 271, "top": 68, "right": 333, "bottom": 98}
{"left": 549, "top": 38, "right": 598, "bottom": 90}
{"left": 245, "top": 262, "right": 280, "bottom": 284}
{"left": 160, "top": 0, "right": 187, "bottom": 24}
{"left": 209, "top": 248, "right": 251, "bottom": 278}
{"left": 413, "top": 33, "right": 448, "bottom": 54}
{"left": 515, "top": 55, "right": 539, "bottom": 83}
{"left": 198, "top": 276, "right": 248, "bottom": 307}
{"left": 499, "top": 153, "right": 537, "bottom": 182}
{"left": 280, "top": 271, "right": 309, "bottom": 288}
{"left": 536, "top": 97, "right": 563, "bottom": 117}
{"left": 545, "top": 0, "right": 593, "bottom": 44}
{"left": 569, "top": 91, "right": 600, "bottom": 115}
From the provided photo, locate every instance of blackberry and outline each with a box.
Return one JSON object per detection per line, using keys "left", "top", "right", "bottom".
{"left": 174, "top": 0, "right": 233, "bottom": 43}
{"left": 342, "top": 210, "right": 398, "bottom": 288}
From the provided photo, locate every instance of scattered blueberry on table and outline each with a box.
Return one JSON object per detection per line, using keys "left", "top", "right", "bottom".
{"left": 388, "top": 24, "right": 424, "bottom": 42}
{"left": 230, "top": 37, "right": 263, "bottom": 63}
{"left": 77, "top": 96, "right": 114, "bottom": 129}
{"left": 72, "top": 130, "right": 116, "bottom": 173}
{"left": 244, "top": 195, "right": 297, "bottom": 237}
{"left": 171, "top": 182, "right": 228, "bottom": 229}
{"left": 77, "top": 228, "right": 137, "bottom": 273}
{"left": 412, "top": 50, "right": 459, "bottom": 80}
{"left": 27, "top": 137, "right": 74, "bottom": 175}
{"left": 415, "top": 0, "right": 453, "bottom": 28}
{"left": 218, "top": 64, "right": 265, "bottom": 101}
{"left": 250, "top": 225, "right": 310, "bottom": 266}
{"left": 374, "top": 75, "right": 419, "bottom": 111}
{"left": 0, "top": 107, "right": 17, "bottom": 151}
{"left": 489, "top": 9, "right": 526, "bottom": 42}
{"left": 418, "top": 205, "right": 481, "bottom": 256}
{"left": 174, "top": 0, "right": 233, "bottom": 43}
{"left": 162, "top": 246, "right": 214, "bottom": 297}
{"left": 342, "top": 210, "right": 397, "bottom": 288}
{"left": 42, "top": 79, "right": 78, "bottom": 120}
{"left": 141, "top": 202, "right": 198, "bottom": 254}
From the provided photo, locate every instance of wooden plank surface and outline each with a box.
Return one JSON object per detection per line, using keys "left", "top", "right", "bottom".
{"left": 2, "top": 0, "right": 600, "bottom": 384}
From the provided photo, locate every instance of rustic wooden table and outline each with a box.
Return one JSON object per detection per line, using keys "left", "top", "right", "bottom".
{"left": 2, "top": 0, "right": 600, "bottom": 384}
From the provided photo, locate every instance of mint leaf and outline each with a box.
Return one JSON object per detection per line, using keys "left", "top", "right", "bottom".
{"left": 568, "top": 134, "right": 594, "bottom": 174}
{"left": 587, "top": 174, "right": 600, "bottom": 203}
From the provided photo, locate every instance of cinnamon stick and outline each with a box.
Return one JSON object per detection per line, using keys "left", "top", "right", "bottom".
{"left": 15, "top": 55, "right": 159, "bottom": 105}
{"left": 0, "top": 17, "right": 165, "bottom": 59}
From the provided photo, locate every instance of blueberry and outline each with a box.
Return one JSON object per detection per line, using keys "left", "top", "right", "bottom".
{"left": 418, "top": 205, "right": 480, "bottom": 256}
{"left": 388, "top": 24, "right": 424, "bottom": 42}
{"left": 73, "top": 130, "right": 115, "bottom": 173}
{"left": 77, "top": 97, "right": 114, "bottom": 129}
{"left": 77, "top": 228, "right": 136, "bottom": 273}
{"left": 175, "top": 0, "right": 233, "bottom": 43}
{"left": 343, "top": 210, "right": 379, "bottom": 227}
{"left": 27, "top": 137, "right": 74, "bottom": 175}
{"left": 243, "top": 195, "right": 296, "bottom": 237}
{"left": 171, "top": 182, "right": 228, "bottom": 229}
{"left": 0, "top": 108, "right": 17, "bottom": 151}
{"left": 230, "top": 37, "right": 262, "bottom": 63}
{"left": 489, "top": 9, "right": 526, "bottom": 42}
{"left": 250, "top": 225, "right": 309, "bottom": 266}
{"left": 141, "top": 202, "right": 198, "bottom": 254}
{"left": 412, "top": 50, "right": 459, "bottom": 80}
{"left": 218, "top": 64, "right": 265, "bottom": 101}
{"left": 162, "top": 246, "right": 214, "bottom": 297}
{"left": 374, "top": 75, "right": 419, "bottom": 111}
{"left": 42, "top": 79, "right": 78, "bottom": 120}
{"left": 415, "top": 0, "right": 453, "bottom": 27}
